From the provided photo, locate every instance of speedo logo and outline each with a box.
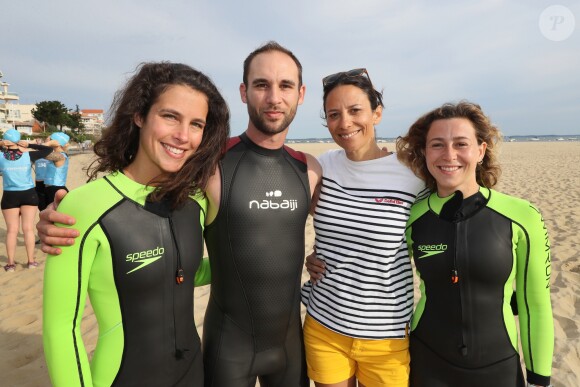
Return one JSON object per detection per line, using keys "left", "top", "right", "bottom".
{"left": 126, "top": 246, "right": 165, "bottom": 274}
{"left": 417, "top": 244, "right": 447, "bottom": 259}
{"left": 249, "top": 190, "right": 298, "bottom": 211}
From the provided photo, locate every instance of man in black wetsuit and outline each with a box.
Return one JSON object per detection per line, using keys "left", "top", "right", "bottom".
{"left": 38, "top": 41, "right": 322, "bottom": 387}
{"left": 201, "top": 41, "right": 321, "bottom": 386}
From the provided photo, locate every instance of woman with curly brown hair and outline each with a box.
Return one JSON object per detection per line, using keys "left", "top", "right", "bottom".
{"left": 43, "top": 62, "right": 229, "bottom": 386}
{"left": 398, "top": 101, "right": 554, "bottom": 387}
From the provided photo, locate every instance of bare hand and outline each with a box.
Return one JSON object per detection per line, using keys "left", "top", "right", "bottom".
{"left": 37, "top": 189, "right": 79, "bottom": 255}
{"left": 304, "top": 249, "right": 326, "bottom": 285}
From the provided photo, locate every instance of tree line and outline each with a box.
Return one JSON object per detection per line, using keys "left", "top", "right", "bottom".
{"left": 31, "top": 100, "right": 95, "bottom": 143}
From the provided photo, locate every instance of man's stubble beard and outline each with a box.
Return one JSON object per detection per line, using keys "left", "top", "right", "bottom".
{"left": 247, "top": 103, "right": 298, "bottom": 136}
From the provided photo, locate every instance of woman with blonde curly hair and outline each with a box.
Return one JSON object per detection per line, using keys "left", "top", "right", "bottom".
{"left": 397, "top": 101, "right": 554, "bottom": 387}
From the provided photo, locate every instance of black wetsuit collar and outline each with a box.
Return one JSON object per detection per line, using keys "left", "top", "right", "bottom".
{"left": 239, "top": 132, "right": 285, "bottom": 157}
{"left": 429, "top": 188, "right": 491, "bottom": 222}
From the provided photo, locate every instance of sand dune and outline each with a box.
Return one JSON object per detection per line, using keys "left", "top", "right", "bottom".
{"left": 0, "top": 142, "right": 578, "bottom": 386}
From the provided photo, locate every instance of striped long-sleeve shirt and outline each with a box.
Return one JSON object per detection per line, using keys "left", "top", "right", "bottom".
{"left": 301, "top": 149, "right": 428, "bottom": 339}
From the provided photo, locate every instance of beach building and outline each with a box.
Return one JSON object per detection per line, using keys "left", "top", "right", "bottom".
{"left": 0, "top": 70, "right": 20, "bottom": 131}
{"left": 80, "top": 109, "right": 105, "bottom": 135}
{"left": 1, "top": 69, "right": 104, "bottom": 138}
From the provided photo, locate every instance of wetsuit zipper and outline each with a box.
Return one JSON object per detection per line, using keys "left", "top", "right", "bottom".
{"left": 168, "top": 217, "right": 187, "bottom": 360}
{"left": 455, "top": 221, "right": 468, "bottom": 357}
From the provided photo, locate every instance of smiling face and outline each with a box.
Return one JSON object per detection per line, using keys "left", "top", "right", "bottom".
{"left": 324, "top": 84, "right": 382, "bottom": 161}
{"left": 129, "top": 84, "right": 208, "bottom": 184}
{"left": 240, "top": 50, "right": 305, "bottom": 136}
{"left": 425, "top": 118, "right": 487, "bottom": 197}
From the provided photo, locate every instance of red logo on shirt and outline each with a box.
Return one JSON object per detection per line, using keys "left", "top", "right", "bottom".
{"left": 375, "top": 198, "right": 404, "bottom": 205}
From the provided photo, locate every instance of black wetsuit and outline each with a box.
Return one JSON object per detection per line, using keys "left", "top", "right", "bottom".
{"left": 406, "top": 188, "right": 553, "bottom": 387}
{"left": 203, "top": 133, "right": 311, "bottom": 387}
{"left": 43, "top": 172, "right": 208, "bottom": 386}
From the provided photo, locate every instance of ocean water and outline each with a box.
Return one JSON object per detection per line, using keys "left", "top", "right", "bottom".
{"left": 286, "top": 135, "right": 579, "bottom": 144}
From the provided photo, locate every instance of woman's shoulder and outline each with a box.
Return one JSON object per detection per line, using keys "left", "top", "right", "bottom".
{"left": 487, "top": 189, "right": 543, "bottom": 223}
{"left": 408, "top": 193, "right": 431, "bottom": 223}
{"left": 58, "top": 174, "right": 122, "bottom": 214}
{"left": 318, "top": 148, "right": 343, "bottom": 161}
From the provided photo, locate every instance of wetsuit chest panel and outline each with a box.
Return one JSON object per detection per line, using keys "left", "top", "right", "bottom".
{"left": 411, "top": 208, "right": 516, "bottom": 366}
{"left": 205, "top": 140, "right": 310, "bottom": 351}
{"left": 99, "top": 199, "right": 202, "bottom": 386}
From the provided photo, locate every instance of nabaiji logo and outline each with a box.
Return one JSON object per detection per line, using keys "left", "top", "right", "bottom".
{"left": 126, "top": 246, "right": 165, "bottom": 274}
{"left": 249, "top": 190, "right": 298, "bottom": 211}
{"left": 417, "top": 243, "right": 447, "bottom": 259}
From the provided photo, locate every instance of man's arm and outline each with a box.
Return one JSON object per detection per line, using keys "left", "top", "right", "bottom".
{"left": 304, "top": 153, "right": 322, "bottom": 214}
{"left": 37, "top": 190, "right": 80, "bottom": 255}
{"left": 204, "top": 167, "right": 221, "bottom": 226}
{"left": 304, "top": 153, "right": 322, "bottom": 198}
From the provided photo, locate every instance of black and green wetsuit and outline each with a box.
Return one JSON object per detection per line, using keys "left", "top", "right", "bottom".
{"left": 406, "top": 187, "right": 553, "bottom": 387}
{"left": 43, "top": 172, "right": 210, "bottom": 387}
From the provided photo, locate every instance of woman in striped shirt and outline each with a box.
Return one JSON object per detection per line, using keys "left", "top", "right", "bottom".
{"left": 301, "top": 69, "right": 428, "bottom": 387}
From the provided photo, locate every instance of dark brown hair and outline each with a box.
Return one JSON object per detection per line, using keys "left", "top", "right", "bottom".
{"left": 243, "top": 41, "right": 303, "bottom": 87}
{"left": 322, "top": 70, "right": 384, "bottom": 119}
{"left": 88, "top": 62, "right": 230, "bottom": 208}
{"left": 396, "top": 101, "right": 502, "bottom": 191}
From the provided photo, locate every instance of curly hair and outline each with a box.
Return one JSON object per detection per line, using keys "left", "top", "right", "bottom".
{"left": 88, "top": 62, "right": 230, "bottom": 208}
{"left": 396, "top": 101, "right": 502, "bottom": 192}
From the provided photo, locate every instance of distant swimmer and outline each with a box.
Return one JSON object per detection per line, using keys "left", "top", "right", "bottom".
{"left": 43, "top": 131, "right": 71, "bottom": 206}
{"left": 34, "top": 154, "right": 49, "bottom": 211}
{"left": 0, "top": 129, "right": 52, "bottom": 271}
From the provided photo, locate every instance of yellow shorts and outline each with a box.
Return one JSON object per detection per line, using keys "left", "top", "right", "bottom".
{"left": 303, "top": 314, "right": 410, "bottom": 387}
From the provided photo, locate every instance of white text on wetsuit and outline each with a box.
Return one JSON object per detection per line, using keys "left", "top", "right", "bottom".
{"left": 249, "top": 190, "right": 298, "bottom": 211}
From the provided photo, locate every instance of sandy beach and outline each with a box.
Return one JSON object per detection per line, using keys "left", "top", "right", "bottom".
{"left": 1, "top": 141, "right": 578, "bottom": 386}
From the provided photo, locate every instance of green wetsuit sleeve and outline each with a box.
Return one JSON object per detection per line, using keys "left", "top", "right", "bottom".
{"left": 406, "top": 198, "right": 430, "bottom": 330}
{"left": 194, "top": 256, "right": 211, "bottom": 286}
{"left": 43, "top": 193, "right": 99, "bottom": 387}
{"left": 43, "top": 177, "right": 125, "bottom": 387}
{"left": 191, "top": 192, "right": 210, "bottom": 286}
{"left": 513, "top": 203, "right": 554, "bottom": 383}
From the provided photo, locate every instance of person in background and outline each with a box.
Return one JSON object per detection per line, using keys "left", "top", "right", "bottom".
{"left": 301, "top": 69, "right": 427, "bottom": 387}
{"left": 43, "top": 131, "right": 71, "bottom": 206}
{"left": 42, "top": 62, "right": 229, "bottom": 386}
{"left": 397, "top": 101, "right": 554, "bottom": 387}
{"left": 34, "top": 148, "right": 49, "bottom": 244}
{"left": 0, "top": 129, "right": 53, "bottom": 271}
{"left": 33, "top": 141, "right": 49, "bottom": 211}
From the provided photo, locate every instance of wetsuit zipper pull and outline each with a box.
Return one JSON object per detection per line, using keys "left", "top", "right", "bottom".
{"left": 176, "top": 268, "right": 184, "bottom": 284}
{"left": 451, "top": 269, "right": 459, "bottom": 284}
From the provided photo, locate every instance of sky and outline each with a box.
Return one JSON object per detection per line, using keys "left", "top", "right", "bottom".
{"left": 2, "top": 0, "right": 579, "bottom": 138}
